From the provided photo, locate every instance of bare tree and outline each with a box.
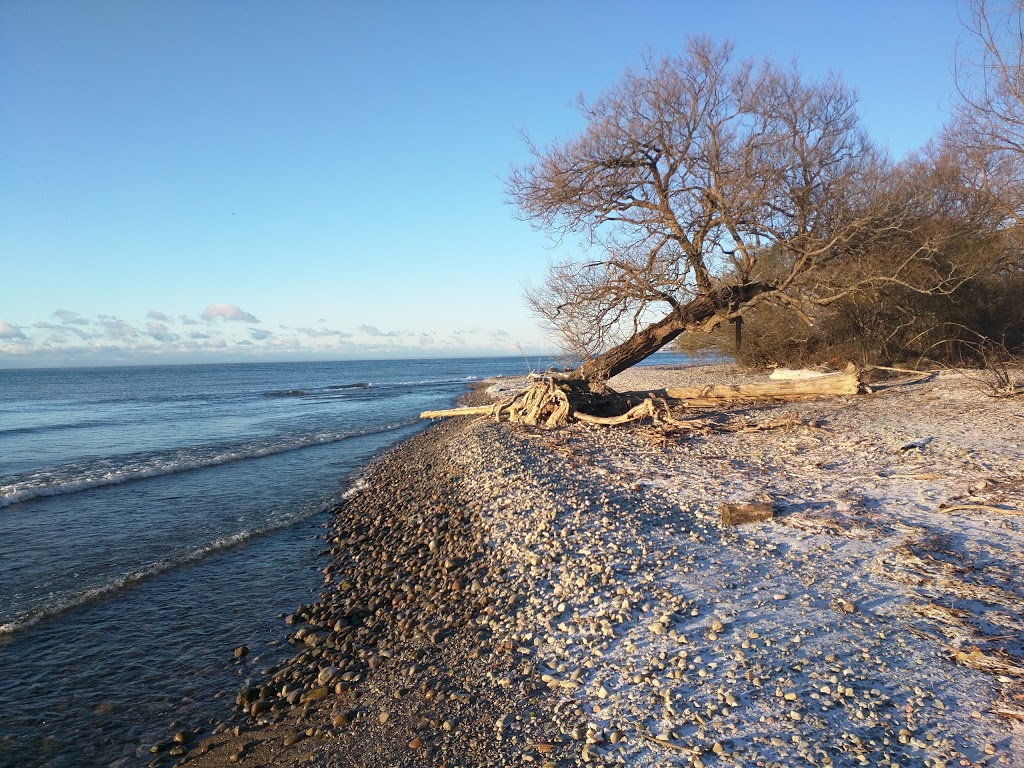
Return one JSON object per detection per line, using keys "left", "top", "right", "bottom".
{"left": 509, "top": 38, "right": 889, "bottom": 383}
{"left": 955, "top": 1, "right": 1024, "bottom": 224}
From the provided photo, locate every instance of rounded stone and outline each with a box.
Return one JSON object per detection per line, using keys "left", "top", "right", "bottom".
{"left": 318, "top": 667, "right": 338, "bottom": 686}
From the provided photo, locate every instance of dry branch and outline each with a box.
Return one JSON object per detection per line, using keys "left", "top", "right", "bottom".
{"left": 420, "top": 405, "right": 496, "bottom": 419}
{"left": 937, "top": 503, "right": 1024, "bottom": 516}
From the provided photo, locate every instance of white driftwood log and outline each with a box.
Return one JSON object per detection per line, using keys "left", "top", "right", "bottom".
{"left": 665, "top": 366, "right": 859, "bottom": 402}
{"left": 769, "top": 367, "right": 830, "bottom": 380}
{"left": 419, "top": 405, "right": 496, "bottom": 419}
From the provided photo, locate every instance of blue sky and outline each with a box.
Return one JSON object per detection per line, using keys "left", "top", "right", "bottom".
{"left": 1, "top": 1, "right": 968, "bottom": 367}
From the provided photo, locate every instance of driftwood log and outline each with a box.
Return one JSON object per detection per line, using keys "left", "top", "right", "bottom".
{"left": 420, "top": 366, "right": 862, "bottom": 429}
{"left": 663, "top": 365, "right": 859, "bottom": 404}
{"left": 720, "top": 502, "right": 775, "bottom": 526}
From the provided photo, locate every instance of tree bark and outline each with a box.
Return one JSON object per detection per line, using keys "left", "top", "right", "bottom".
{"left": 567, "top": 282, "right": 772, "bottom": 383}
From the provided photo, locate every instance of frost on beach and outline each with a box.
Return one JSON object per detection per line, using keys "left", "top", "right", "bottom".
{"left": 180, "top": 365, "right": 1023, "bottom": 768}
{"left": 456, "top": 365, "right": 1024, "bottom": 766}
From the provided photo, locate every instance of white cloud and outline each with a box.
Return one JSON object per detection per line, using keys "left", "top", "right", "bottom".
{"left": 147, "top": 310, "right": 172, "bottom": 322}
{"left": 146, "top": 321, "right": 180, "bottom": 342}
{"left": 98, "top": 317, "right": 138, "bottom": 341}
{"left": 297, "top": 326, "right": 352, "bottom": 339}
{"left": 53, "top": 309, "right": 91, "bottom": 325}
{"left": 179, "top": 315, "right": 198, "bottom": 326}
{"left": 358, "top": 324, "right": 398, "bottom": 338}
{"left": 201, "top": 303, "right": 260, "bottom": 323}
{"left": 249, "top": 329, "right": 274, "bottom": 341}
{"left": 0, "top": 321, "right": 27, "bottom": 340}
{"left": 32, "top": 321, "right": 92, "bottom": 340}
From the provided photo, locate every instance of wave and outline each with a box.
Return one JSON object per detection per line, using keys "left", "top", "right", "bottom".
{"left": 341, "top": 476, "right": 368, "bottom": 500}
{"left": 0, "top": 421, "right": 417, "bottom": 508}
{"left": 265, "top": 382, "right": 373, "bottom": 398}
{"left": 0, "top": 418, "right": 117, "bottom": 438}
{"left": 387, "top": 375, "right": 479, "bottom": 387}
{"left": 263, "top": 377, "right": 476, "bottom": 398}
{"left": 0, "top": 500, "right": 335, "bottom": 636}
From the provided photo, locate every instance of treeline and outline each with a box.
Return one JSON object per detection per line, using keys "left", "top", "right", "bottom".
{"left": 510, "top": 1, "right": 1024, "bottom": 380}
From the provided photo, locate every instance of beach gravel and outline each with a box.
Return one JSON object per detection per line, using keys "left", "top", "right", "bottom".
{"left": 178, "top": 364, "right": 1024, "bottom": 767}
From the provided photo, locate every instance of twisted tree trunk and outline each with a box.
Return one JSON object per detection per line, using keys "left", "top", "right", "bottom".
{"left": 423, "top": 282, "right": 780, "bottom": 429}
{"left": 567, "top": 282, "right": 772, "bottom": 383}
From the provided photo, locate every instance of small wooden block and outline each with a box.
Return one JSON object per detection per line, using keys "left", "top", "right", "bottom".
{"left": 720, "top": 502, "right": 774, "bottom": 526}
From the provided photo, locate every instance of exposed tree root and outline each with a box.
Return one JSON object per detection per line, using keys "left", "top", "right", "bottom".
{"left": 422, "top": 377, "right": 675, "bottom": 428}
{"left": 423, "top": 368, "right": 863, "bottom": 429}
{"left": 421, "top": 376, "right": 693, "bottom": 429}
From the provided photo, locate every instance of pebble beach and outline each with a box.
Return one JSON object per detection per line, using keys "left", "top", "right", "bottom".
{"left": 176, "top": 364, "right": 1024, "bottom": 768}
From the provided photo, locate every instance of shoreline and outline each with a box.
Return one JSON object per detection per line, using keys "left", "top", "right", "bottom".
{"left": 179, "top": 410, "right": 547, "bottom": 767}
{"left": 179, "top": 364, "right": 1023, "bottom": 767}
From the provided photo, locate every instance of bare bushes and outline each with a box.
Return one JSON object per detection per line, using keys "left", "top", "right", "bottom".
{"left": 674, "top": 275, "right": 1024, "bottom": 370}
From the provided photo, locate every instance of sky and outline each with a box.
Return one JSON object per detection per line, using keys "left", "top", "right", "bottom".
{"left": 0, "top": 1, "right": 973, "bottom": 367}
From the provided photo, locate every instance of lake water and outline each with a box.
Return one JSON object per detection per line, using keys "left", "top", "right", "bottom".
{"left": 0, "top": 354, "right": 693, "bottom": 767}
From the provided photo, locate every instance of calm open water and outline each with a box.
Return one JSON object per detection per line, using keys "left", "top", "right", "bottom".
{"left": 0, "top": 354, "right": 693, "bottom": 767}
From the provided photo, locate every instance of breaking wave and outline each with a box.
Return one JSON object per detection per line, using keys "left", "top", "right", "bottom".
{"left": 0, "top": 421, "right": 416, "bottom": 508}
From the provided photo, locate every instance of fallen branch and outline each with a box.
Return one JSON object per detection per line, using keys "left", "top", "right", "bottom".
{"left": 937, "top": 504, "right": 1024, "bottom": 516}
{"left": 420, "top": 405, "right": 496, "bottom": 419}
{"left": 637, "top": 732, "right": 691, "bottom": 753}
{"left": 870, "top": 365, "right": 936, "bottom": 376}
{"left": 954, "top": 647, "right": 1024, "bottom": 677}
{"left": 573, "top": 401, "right": 657, "bottom": 426}
{"left": 574, "top": 397, "right": 702, "bottom": 428}
{"left": 906, "top": 629, "right": 1024, "bottom": 677}
{"left": 864, "top": 365, "right": 937, "bottom": 391}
